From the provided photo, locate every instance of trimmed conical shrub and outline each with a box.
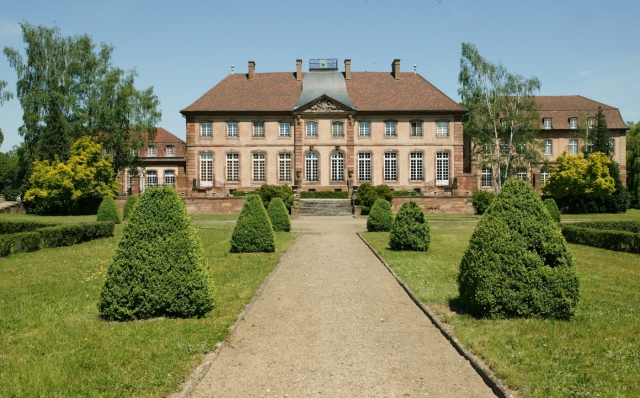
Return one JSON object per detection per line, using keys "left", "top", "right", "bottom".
{"left": 98, "top": 186, "right": 213, "bottom": 321}
{"left": 97, "top": 196, "right": 121, "bottom": 224}
{"left": 457, "top": 179, "right": 579, "bottom": 320}
{"left": 389, "top": 200, "right": 430, "bottom": 251}
{"left": 123, "top": 195, "right": 138, "bottom": 220}
{"left": 230, "top": 195, "right": 275, "bottom": 253}
{"left": 267, "top": 197, "right": 291, "bottom": 232}
{"left": 544, "top": 198, "right": 561, "bottom": 223}
{"left": 367, "top": 199, "right": 393, "bottom": 232}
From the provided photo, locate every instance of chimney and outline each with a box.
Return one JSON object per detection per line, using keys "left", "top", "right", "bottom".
{"left": 344, "top": 59, "right": 351, "bottom": 80}
{"left": 296, "top": 59, "right": 302, "bottom": 81}
{"left": 248, "top": 60, "right": 255, "bottom": 81}
{"left": 392, "top": 59, "right": 400, "bottom": 80}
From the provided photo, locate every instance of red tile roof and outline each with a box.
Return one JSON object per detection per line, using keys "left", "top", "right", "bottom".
{"left": 536, "top": 96, "right": 627, "bottom": 130}
{"left": 141, "top": 127, "right": 186, "bottom": 158}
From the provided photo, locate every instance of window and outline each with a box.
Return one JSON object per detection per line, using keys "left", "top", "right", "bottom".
{"left": 331, "top": 152, "right": 344, "bottom": 182}
{"left": 332, "top": 122, "right": 344, "bottom": 138}
{"left": 517, "top": 169, "right": 527, "bottom": 181}
{"left": 609, "top": 138, "right": 615, "bottom": 154}
{"left": 279, "top": 123, "right": 290, "bottom": 137}
{"left": 411, "top": 122, "right": 423, "bottom": 137}
{"left": 148, "top": 145, "right": 155, "bottom": 156}
{"left": 358, "top": 152, "right": 371, "bottom": 182}
{"left": 252, "top": 153, "right": 266, "bottom": 181}
{"left": 226, "top": 153, "right": 239, "bottom": 182}
{"left": 278, "top": 153, "right": 292, "bottom": 182}
{"left": 569, "top": 139, "right": 578, "bottom": 155}
{"left": 201, "top": 123, "right": 212, "bottom": 137}
{"left": 482, "top": 143, "right": 491, "bottom": 156}
{"left": 227, "top": 123, "right": 238, "bottom": 137}
{"left": 544, "top": 118, "right": 552, "bottom": 130}
{"left": 166, "top": 145, "right": 174, "bottom": 156}
{"left": 253, "top": 122, "right": 265, "bottom": 138}
{"left": 385, "top": 122, "right": 396, "bottom": 137}
{"left": 588, "top": 118, "right": 595, "bottom": 128}
{"left": 306, "top": 122, "right": 317, "bottom": 137}
{"left": 200, "top": 153, "right": 213, "bottom": 187}
{"left": 481, "top": 167, "right": 492, "bottom": 188}
{"left": 146, "top": 171, "right": 157, "bottom": 188}
{"left": 541, "top": 169, "right": 550, "bottom": 186}
{"left": 384, "top": 152, "right": 397, "bottom": 181}
{"left": 305, "top": 152, "right": 318, "bottom": 182}
{"left": 437, "top": 122, "right": 449, "bottom": 137}
{"left": 165, "top": 170, "right": 175, "bottom": 186}
{"left": 359, "top": 122, "right": 370, "bottom": 137}
{"left": 570, "top": 118, "right": 578, "bottom": 129}
{"left": 501, "top": 119, "right": 508, "bottom": 128}
{"left": 543, "top": 139, "right": 552, "bottom": 155}
{"left": 500, "top": 142, "right": 509, "bottom": 156}
{"left": 436, "top": 152, "right": 449, "bottom": 186}
{"left": 128, "top": 173, "right": 133, "bottom": 190}
{"left": 410, "top": 152, "right": 423, "bottom": 181}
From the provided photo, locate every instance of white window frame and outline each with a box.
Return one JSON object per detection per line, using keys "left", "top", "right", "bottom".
{"left": 201, "top": 123, "right": 212, "bottom": 138}
{"left": 166, "top": 145, "right": 174, "bottom": 157}
{"left": 411, "top": 122, "right": 423, "bottom": 137}
{"left": 148, "top": 145, "right": 155, "bottom": 156}
{"left": 226, "top": 153, "right": 239, "bottom": 182}
{"left": 332, "top": 122, "right": 344, "bottom": 138}
{"left": 436, "top": 152, "right": 449, "bottom": 186}
{"left": 384, "top": 152, "right": 397, "bottom": 181}
{"left": 359, "top": 122, "right": 370, "bottom": 137}
{"left": 588, "top": 118, "right": 595, "bottom": 129}
{"left": 385, "top": 122, "right": 396, "bottom": 137}
{"left": 253, "top": 122, "right": 265, "bottom": 138}
{"left": 358, "top": 152, "right": 371, "bottom": 182}
{"left": 331, "top": 152, "right": 344, "bottom": 182}
{"left": 517, "top": 170, "right": 527, "bottom": 181}
{"left": 570, "top": 118, "right": 578, "bottom": 129}
{"left": 200, "top": 153, "right": 213, "bottom": 187}
{"left": 543, "top": 139, "right": 552, "bottom": 155}
{"left": 609, "top": 138, "right": 615, "bottom": 154}
{"left": 306, "top": 122, "right": 317, "bottom": 137}
{"left": 279, "top": 122, "right": 290, "bottom": 138}
{"left": 278, "top": 153, "right": 292, "bottom": 182}
{"left": 305, "top": 152, "right": 318, "bottom": 182}
{"left": 227, "top": 123, "right": 238, "bottom": 137}
{"left": 541, "top": 170, "right": 550, "bottom": 186}
{"left": 252, "top": 153, "right": 266, "bottom": 181}
{"left": 544, "top": 119, "right": 552, "bottom": 130}
{"left": 165, "top": 170, "right": 175, "bottom": 186}
{"left": 481, "top": 167, "right": 492, "bottom": 188}
{"left": 437, "top": 121, "right": 449, "bottom": 137}
{"left": 146, "top": 170, "right": 157, "bottom": 188}
{"left": 569, "top": 139, "right": 578, "bottom": 155}
{"left": 410, "top": 152, "right": 423, "bottom": 181}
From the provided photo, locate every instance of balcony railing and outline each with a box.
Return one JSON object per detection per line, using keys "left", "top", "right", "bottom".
{"left": 309, "top": 59, "right": 338, "bottom": 70}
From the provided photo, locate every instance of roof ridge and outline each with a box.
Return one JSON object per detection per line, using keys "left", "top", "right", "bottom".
{"left": 155, "top": 127, "right": 186, "bottom": 144}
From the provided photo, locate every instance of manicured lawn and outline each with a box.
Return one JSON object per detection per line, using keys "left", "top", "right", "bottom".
{"left": 363, "top": 228, "right": 640, "bottom": 397}
{"left": 0, "top": 213, "right": 97, "bottom": 223}
{"left": 191, "top": 213, "right": 239, "bottom": 221}
{"left": 561, "top": 209, "right": 640, "bottom": 222}
{"left": 0, "top": 216, "right": 297, "bottom": 397}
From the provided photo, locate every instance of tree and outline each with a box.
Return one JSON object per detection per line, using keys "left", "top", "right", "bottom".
{"left": 0, "top": 147, "right": 20, "bottom": 200}
{"left": 589, "top": 107, "right": 611, "bottom": 156}
{"left": 627, "top": 121, "right": 640, "bottom": 206}
{"left": 267, "top": 197, "right": 291, "bottom": 232}
{"left": 458, "top": 43, "right": 542, "bottom": 194}
{"left": 0, "top": 79, "right": 14, "bottom": 147}
{"left": 230, "top": 195, "right": 275, "bottom": 253}
{"left": 356, "top": 183, "right": 393, "bottom": 215}
{"left": 389, "top": 201, "right": 430, "bottom": 251}
{"left": 97, "top": 196, "right": 121, "bottom": 224}
{"left": 367, "top": 199, "right": 393, "bottom": 232}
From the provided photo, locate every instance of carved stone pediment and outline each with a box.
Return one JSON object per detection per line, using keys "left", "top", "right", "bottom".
{"left": 304, "top": 99, "right": 344, "bottom": 113}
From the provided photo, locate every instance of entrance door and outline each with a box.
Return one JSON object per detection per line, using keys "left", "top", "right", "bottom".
{"left": 436, "top": 152, "right": 449, "bottom": 186}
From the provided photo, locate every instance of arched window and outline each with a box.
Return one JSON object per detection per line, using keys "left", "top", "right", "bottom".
{"left": 331, "top": 152, "right": 344, "bottom": 182}
{"left": 305, "top": 152, "right": 318, "bottom": 182}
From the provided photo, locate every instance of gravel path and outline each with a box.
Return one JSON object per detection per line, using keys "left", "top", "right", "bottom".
{"left": 191, "top": 216, "right": 497, "bottom": 397}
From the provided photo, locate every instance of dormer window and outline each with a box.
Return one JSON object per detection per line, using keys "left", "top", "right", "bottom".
{"left": 570, "top": 118, "right": 578, "bottom": 129}
{"left": 148, "top": 145, "right": 155, "bottom": 156}
{"left": 543, "top": 118, "right": 552, "bottom": 130}
{"left": 588, "top": 118, "right": 595, "bottom": 128}
{"left": 166, "top": 145, "right": 174, "bottom": 157}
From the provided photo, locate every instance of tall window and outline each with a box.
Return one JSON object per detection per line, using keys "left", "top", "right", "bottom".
{"left": 570, "top": 118, "right": 578, "bottom": 129}
{"left": 541, "top": 168, "right": 550, "bottom": 186}
{"left": 411, "top": 122, "right": 423, "bottom": 137}
{"left": 437, "top": 122, "right": 449, "bottom": 137}
{"left": 305, "top": 152, "right": 318, "bottom": 182}
{"left": 384, "top": 152, "right": 397, "bottom": 181}
{"left": 543, "top": 139, "right": 552, "bottom": 155}
{"left": 148, "top": 145, "right": 155, "bottom": 156}
{"left": 253, "top": 122, "right": 265, "bottom": 137}
{"left": 279, "top": 123, "right": 290, "bottom": 137}
{"left": 436, "top": 152, "right": 449, "bottom": 186}
{"left": 252, "top": 153, "right": 266, "bottom": 181}
{"left": 332, "top": 122, "right": 344, "bottom": 138}
{"left": 146, "top": 171, "right": 157, "bottom": 188}
{"left": 410, "top": 152, "right": 423, "bottom": 181}
{"left": 226, "top": 153, "right": 239, "bottom": 182}
{"left": 543, "top": 119, "right": 552, "bottom": 130}
{"left": 359, "top": 122, "right": 370, "bottom": 137}
{"left": 588, "top": 118, "right": 595, "bottom": 128}
{"left": 227, "top": 123, "right": 238, "bottom": 137}
{"left": 569, "top": 139, "right": 578, "bottom": 155}
{"left": 278, "top": 153, "right": 292, "bottom": 182}
{"left": 358, "top": 152, "right": 371, "bottom": 182}
{"left": 385, "top": 122, "right": 396, "bottom": 137}
{"left": 201, "top": 123, "right": 212, "bottom": 137}
{"left": 165, "top": 170, "right": 175, "bottom": 186}
{"left": 609, "top": 138, "right": 615, "bottom": 154}
{"left": 166, "top": 145, "right": 174, "bottom": 156}
{"left": 331, "top": 152, "right": 344, "bottom": 182}
{"left": 517, "top": 169, "right": 527, "bottom": 181}
{"left": 200, "top": 153, "right": 213, "bottom": 187}
{"left": 481, "top": 167, "right": 492, "bottom": 188}
{"left": 306, "top": 122, "right": 317, "bottom": 137}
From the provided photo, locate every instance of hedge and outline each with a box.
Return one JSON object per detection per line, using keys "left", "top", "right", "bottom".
{"left": 123, "top": 195, "right": 138, "bottom": 220}
{"left": 267, "top": 197, "right": 291, "bottom": 232}
{"left": 561, "top": 224, "right": 640, "bottom": 253}
{"left": 0, "top": 221, "right": 55, "bottom": 235}
{"left": 391, "top": 189, "right": 419, "bottom": 197}
{"left": 97, "top": 196, "right": 121, "bottom": 224}
{"left": 356, "top": 183, "right": 393, "bottom": 215}
{"left": 253, "top": 184, "right": 294, "bottom": 212}
{"left": 300, "top": 191, "right": 349, "bottom": 199}
{"left": 471, "top": 189, "right": 496, "bottom": 215}
{"left": 568, "top": 221, "right": 640, "bottom": 233}
{"left": 367, "top": 199, "right": 393, "bottom": 232}
{"left": 544, "top": 198, "right": 561, "bottom": 222}
{"left": 230, "top": 194, "right": 275, "bottom": 253}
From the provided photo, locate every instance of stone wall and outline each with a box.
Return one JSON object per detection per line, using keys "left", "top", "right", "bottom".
{"left": 183, "top": 197, "right": 246, "bottom": 214}
{"left": 391, "top": 196, "right": 474, "bottom": 214}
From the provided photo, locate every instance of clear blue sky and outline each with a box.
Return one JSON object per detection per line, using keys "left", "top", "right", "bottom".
{"left": 1, "top": 0, "right": 638, "bottom": 151}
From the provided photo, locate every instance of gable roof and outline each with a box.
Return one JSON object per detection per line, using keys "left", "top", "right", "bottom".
{"left": 152, "top": 127, "right": 186, "bottom": 145}
{"left": 536, "top": 95, "right": 627, "bottom": 130}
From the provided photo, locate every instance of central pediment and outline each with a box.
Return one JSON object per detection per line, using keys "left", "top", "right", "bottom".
{"left": 298, "top": 97, "right": 352, "bottom": 113}
{"left": 294, "top": 71, "right": 356, "bottom": 111}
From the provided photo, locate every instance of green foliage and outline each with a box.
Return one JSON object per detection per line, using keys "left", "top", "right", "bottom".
{"left": 231, "top": 190, "right": 247, "bottom": 196}
{"left": 0, "top": 147, "right": 21, "bottom": 200}
{"left": 0, "top": 220, "right": 53, "bottom": 234}
{"left": 588, "top": 107, "right": 611, "bottom": 156}
{"left": 253, "top": 184, "right": 294, "bottom": 212}
{"left": 122, "top": 195, "right": 138, "bottom": 220}
{"left": 267, "top": 197, "right": 291, "bottom": 232}
{"left": 544, "top": 198, "right": 561, "bottom": 222}
{"left": 230, "top": 195, "right": 275, "bottom": 253}
{"left": 367, "top": 199, "right": 393, "bottom": 232}
{"left": 0, "top": 79, "right": 14, "bottom": 147}
{"left": 300, "top": 190, "right": 349, "bottom": 199}
{"left": 96, "top": 196, "right": 121, "bottom": 224}
{"left": 561, "top": 224, "right": 640, "bottom": 254}
{"left": 99, "top": 186, "right": 213, "bottom": 321}
{"left": 389, "top": 201, "right": 430, "bottom": 251}
{"left": 471, "top": 189, "right": 496, "bottom": 215}
{"left": 356, "top": 183, "right": 393, "bottom": 215}
{"left": 569, "top": 221, "right": 640, "bottom": 233}
{"left": 627, "top": 121, "right": 640, "bottom": 206}
{"left": 391, "top": 189, "right": 419, "bottom": 197}
{"left": 458, "top": 179, "right": 579, "bottom": 320}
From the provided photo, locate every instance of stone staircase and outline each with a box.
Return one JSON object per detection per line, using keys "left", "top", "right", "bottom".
{"left": 298, "top": 199, "right": 353, "bottom": 216}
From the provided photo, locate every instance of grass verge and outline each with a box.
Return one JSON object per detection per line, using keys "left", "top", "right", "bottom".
{"left": 0, "top": 217, "right": 297, "bottom": 397}
{"left": 363, "top": 229, "right": 640, "bottom": 397}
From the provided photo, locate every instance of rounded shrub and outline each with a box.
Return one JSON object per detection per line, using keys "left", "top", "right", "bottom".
{"left": 367, "top": 199, "right": 393, "bottom": 232}
{"left": 471, "top": 189, "right": 496, "bottom": 215}
{"left": 389, "top": 200, "right": 430, "bottom": 251}
{"left": 544, "top": 198, "right": 561, "bottom": 223}
{"left": 122, "top": 195, "right": 138, "bottom": 220}
{"left": 230, "top": 195, "right": 275, "bottom": 253}
{"left": 98, "top": 186, "right": 213, "bottom": 321}
{"left": 356, "top": 183, "right": 393, "bottom": 215}
{"left": 96, "top": 196, "right": 121, "bottom": 224}
{"left": 457, "top": 179, "right": 579, "bottom": 320}
{"left": 267, "top": 197, "right": 291, "bottom": 232}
